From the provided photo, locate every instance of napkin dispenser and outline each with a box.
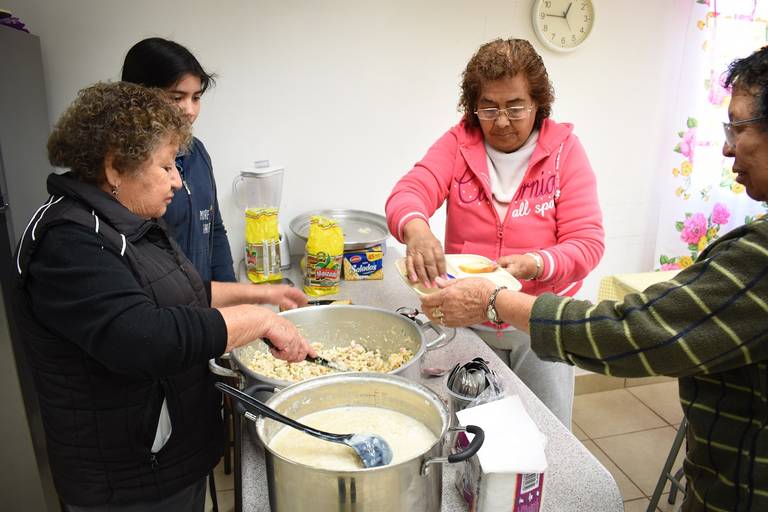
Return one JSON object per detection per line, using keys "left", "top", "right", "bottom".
{"left": 455, "top": 396, "right": 547, "bottom": 512}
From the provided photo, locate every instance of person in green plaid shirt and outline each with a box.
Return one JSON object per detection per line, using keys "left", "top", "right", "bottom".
{"left": 420, "top": 46, "right": 768, "bottom": 512}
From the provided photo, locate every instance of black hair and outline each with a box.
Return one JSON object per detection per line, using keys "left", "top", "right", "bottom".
{"left": 724, "top": 45, "right": 768, "bottom": 120}
{"left": 121, "top": 37, "right": 215, "bottom": 93}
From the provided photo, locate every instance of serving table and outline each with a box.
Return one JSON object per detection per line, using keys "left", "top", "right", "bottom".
{"left": 236, "top": 248, "right": 623, "bottom": 511}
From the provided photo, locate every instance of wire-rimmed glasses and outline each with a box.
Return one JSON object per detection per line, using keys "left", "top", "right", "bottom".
{"left": 474, "top": 105, "right": 534, "bottom": 121}
{"left": 723, "top": 116, "right": 768, "bottom": 147}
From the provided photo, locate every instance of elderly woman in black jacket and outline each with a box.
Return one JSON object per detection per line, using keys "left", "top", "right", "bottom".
{"left": 14, "top": 81, "right": 314, "bottom": 511}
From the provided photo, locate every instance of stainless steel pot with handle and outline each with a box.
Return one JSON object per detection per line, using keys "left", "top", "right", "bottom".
{"left": 209, "top": 304, "right": 450, "bottom": 389}
{"left": 246, "top": 372, "right": 483, "bottom": 512}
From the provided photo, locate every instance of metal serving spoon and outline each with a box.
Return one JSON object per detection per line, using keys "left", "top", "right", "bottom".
{"left": 261, "top": 337, "right": 350, "bottom": 372}
{"left": 216, "top": 382, "right": 393, "bottom": 468}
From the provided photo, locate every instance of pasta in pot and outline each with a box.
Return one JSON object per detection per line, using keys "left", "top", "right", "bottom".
{"left": 239, "top": 341, "right": 414, "bottom": 382}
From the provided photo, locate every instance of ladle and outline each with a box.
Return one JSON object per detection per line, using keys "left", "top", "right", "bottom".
{"left": 216, "top": 382, "right": 393, "bottom": 468}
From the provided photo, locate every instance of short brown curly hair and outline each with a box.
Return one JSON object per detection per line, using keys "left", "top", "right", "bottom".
{"left": 47, "top": 81, "right": 192, "bottom": 184}
{"left": 459, "top": 38, "right": 555, "bottom": 130}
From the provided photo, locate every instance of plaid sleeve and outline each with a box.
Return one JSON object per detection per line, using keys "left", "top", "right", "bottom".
{"left": 529, "top": 220, "right": 768, "bottom": 378}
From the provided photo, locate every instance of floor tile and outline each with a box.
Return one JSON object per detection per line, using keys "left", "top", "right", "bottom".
{"left": 572, "top": 422, "right": 589, "bottom": 441}
{"left": 206, "top": 489, "right": 235, "bottom": 512}
{"left": 595, "top": 426, "right": 685, "bottom": 495}
{"left": 656, "top": 492, "right": 685, "bottom": 511}
{"left": 575, "top": 372, "right": 626, "bottom": 395}
{"left": 573, "top": 389, "right": 666, "bottom": 438}
{"left": 212, "top": 456, "right": 234, "bottom": 491}
{"left": 627, "top": 381, "right": 683, "bottom": 425}
{"left": 623, "top": 498, "right": 651, "bottom": 512}
{"left": 582, "top": 440, "right": 644, "bottom": 501}
{"left": 625, "top": 376, "right": 675, "bottom": 387}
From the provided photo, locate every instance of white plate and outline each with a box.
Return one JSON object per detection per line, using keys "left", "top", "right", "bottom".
{"left": 394, "top": 254, "right": 522, "bottom": 296}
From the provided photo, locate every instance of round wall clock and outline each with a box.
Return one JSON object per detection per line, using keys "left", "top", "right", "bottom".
{"left": 531, "top": 0, "right": 595, "bottom": 52}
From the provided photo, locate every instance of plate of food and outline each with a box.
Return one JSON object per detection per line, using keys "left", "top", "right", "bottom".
{"left": 394, "top": 254, "right": 522, "bottom": 296}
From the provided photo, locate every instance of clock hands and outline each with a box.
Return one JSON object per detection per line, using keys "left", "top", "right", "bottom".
{"left": 562, "top": 2, "right": 572, "bottom": 31}
{"left": 544, "top": 2, "right": 573, "bottom": 30}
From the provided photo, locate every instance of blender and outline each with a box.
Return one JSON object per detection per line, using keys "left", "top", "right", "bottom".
{"left": 233, "top": 160, "right": 291, "bottom": 284}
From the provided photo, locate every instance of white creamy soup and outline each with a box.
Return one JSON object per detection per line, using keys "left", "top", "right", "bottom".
{"left": 268, "top": 406, "right": 437, "bottom": 470}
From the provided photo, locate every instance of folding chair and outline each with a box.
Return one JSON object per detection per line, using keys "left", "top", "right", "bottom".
{"left": 647, "top": 418, "right": 687, "bottom": 511}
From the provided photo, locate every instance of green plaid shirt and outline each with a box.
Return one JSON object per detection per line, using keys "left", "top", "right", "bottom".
{"left": 530, "top": 218, "right": 768, "bottom": 512}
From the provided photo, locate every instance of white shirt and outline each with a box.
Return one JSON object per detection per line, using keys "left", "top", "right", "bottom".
{"left": 485, "top": 130, "right": 539, "bottom": 220}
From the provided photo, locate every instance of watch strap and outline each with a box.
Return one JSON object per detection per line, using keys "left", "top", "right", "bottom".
{"left": 486, "top": 285, "right": 508, "bottom": 325}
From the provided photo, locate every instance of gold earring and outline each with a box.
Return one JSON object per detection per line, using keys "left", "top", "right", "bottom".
{"left": 111, "top": 186, "right": 119, "bottom": 197}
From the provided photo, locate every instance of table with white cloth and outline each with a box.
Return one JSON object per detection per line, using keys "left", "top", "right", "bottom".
{"left": 237, "top": 248, "right": 623, "bottom": 511}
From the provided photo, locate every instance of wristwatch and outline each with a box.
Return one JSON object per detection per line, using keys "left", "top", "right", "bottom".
{"left": 486, "top": 286, "right": 508, "bottom": 325}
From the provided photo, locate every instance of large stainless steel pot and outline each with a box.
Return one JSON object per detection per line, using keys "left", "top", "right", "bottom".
{"left": 209, "top": 305, "right": 449, "bottom": 389}
{"left": 250, "top": 372, "right": 484, "bottom": 512}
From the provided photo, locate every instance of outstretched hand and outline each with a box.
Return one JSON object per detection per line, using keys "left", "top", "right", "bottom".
{"left": 420, "top": 277, "right": 497, "bottom": 327}
{"left": 497, "top": 254, "right": 538, "bottom": 281}
{"left": 261, "top": 284, "right": 309, "bottom": 310}
{"left": 403, "top": 219, "right": 447, "bottom": 287}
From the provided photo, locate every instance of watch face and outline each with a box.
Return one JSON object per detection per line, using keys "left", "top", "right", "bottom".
{"left": 532, "top": 0, "right": 595, "bottom": 52}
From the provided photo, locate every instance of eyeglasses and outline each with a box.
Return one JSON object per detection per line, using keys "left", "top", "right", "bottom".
{"left": 723, "top": 116, "right": 768, "bottom": 147}
{"left": 474, "top": 105, "right": 534, "bottom": 121}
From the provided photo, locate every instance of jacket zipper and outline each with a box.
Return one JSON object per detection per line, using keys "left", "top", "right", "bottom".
{"left": 181, "top": 168, "right": 194, "bottom": 249}
{"left": 496, "top": 224, "right": 503, "bottom": 258}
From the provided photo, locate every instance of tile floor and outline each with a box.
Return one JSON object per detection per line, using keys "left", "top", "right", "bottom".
{"left": 573, "top": 381, "right": 686, "bottom": 511}
{"left": 205, "top": 380, "right": 687, "bottom": 511}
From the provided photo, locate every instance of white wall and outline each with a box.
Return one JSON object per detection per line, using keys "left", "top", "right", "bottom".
{"left": 5, "top": 0, "right": 691, "bottom": 299}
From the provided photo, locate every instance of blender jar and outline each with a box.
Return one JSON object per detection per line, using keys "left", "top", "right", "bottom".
{"left": 233, "top": 161, "right": 284, "bottom": 283}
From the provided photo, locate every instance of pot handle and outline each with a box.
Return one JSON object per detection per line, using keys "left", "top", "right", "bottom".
{"left": 233, "top": 383, "right": 282, "bottom": 417}
{"left": 396, "top": 307, "right": 452, "bottom": 350}
{"left": 421, "top": 424, "right": 485, "bottom": 475}
{"left": 208, "top": 356, "right": 246, "bottom": 387}
{"left": 422, "top": 320, "right": 450, "bottom": 351}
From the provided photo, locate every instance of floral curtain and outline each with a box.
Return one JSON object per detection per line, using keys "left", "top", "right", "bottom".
{"left": 653, "top": 0, "right": 768, "bottom": 271}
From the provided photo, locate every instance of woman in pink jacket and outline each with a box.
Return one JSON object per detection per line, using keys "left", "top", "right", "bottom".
{"left": 386, "top": 38, "right": 604, "bottom": 428}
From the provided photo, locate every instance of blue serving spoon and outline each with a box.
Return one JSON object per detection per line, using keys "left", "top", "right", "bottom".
{"left": 216, "top": 382, "right": 393, "bottom": 468}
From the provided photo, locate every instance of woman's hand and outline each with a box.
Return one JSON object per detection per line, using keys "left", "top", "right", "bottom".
{"left": 260, "top": 284, "right": 309, "bottom": 310}
{"left": 210, "top": 281, "right": 308, "bottom": 309}
{"left": 420, "top": 277, "right": 496, "bottom": 327}
{"left": 497, "top": 254, "right": 539, "bottom": 280}
{"left": 220, "top": 305, "right": 316, "bottom": 362}
{"left": 259, "top": 313, "right": 316, "bottom": 362}
{"left": 403, "top": 219, "right": 446, "bottom": 286}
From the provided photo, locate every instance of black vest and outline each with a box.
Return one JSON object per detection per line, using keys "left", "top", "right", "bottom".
{"left": 14, "top": 174, "right": 223, "bottom": 506}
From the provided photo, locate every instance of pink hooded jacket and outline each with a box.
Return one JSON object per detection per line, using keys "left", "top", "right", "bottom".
{"left": 386, "top": 118, "right": 604, "bottom": 297}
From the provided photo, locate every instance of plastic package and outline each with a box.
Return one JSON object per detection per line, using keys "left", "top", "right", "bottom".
{"left": 303, "top": 216, "right": 344, "bottom": 296}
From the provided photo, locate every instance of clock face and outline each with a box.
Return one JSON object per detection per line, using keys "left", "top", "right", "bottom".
{"left": 532, "top": 0, "right": 595, "bottom": 52}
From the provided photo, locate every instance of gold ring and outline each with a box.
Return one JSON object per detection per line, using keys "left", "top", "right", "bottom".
{"left": 433, "top": 307, "right": 444, "bottom": 319}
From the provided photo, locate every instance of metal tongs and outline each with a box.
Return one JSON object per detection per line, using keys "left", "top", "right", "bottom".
{"left": 261, "top": 337, "right": 350, "bottom": 372}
